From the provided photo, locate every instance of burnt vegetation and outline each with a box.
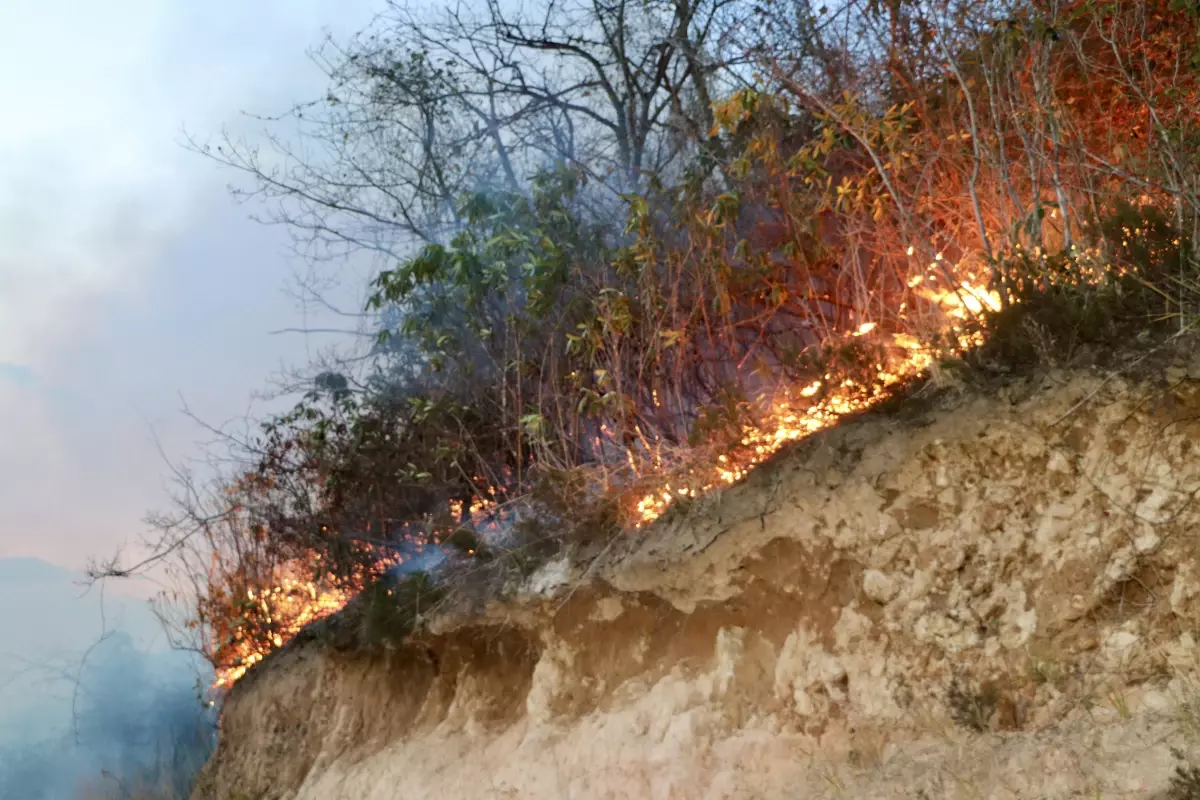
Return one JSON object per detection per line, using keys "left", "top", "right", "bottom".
{"left": 90, "top": 0, "right": 1200, "bottom": 685}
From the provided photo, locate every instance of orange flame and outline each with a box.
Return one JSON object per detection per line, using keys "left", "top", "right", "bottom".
{"left": 628, "top": 268, "right": 1003, "bottom": 525}
{"left": 212, "top": 575, "right": 352, "bottom": 688}
{"left": 213, "top": 240, "right": 1148, "bottom": 687}
{"left": 208, "top": 489, "right": 504, "bottom": 688}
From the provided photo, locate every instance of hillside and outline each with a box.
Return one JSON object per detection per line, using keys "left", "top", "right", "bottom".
{"left": 192, "top": 344, "right": 1200, "bottom": 798}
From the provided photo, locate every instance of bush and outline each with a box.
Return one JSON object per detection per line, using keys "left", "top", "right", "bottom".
{"left": 138, "top": 0, "right": 1200, "bottom": 686}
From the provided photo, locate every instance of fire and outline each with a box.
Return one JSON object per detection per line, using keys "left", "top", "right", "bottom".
{"left": 207, "top": 262, "right": 1005, "bottom": 688}
{"left": 211, "top": 573, "right": 353, "bottom": 688}
{"left": 211, "top": 242, "right": 1143, "bottom": 688}
{"left": 208, "top": 488, "right": 505, "bottom": 689}
{"left": 627, "top": 264, "right": 1004, "bottom": 525}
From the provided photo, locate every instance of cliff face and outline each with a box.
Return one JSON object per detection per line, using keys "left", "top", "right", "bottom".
{"left": 194, "top": 359, "right": 1200, "bottom": 799}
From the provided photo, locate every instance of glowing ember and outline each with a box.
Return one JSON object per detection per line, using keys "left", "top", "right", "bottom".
{"left": 212, "top": 575, "right": 352, "bottom": 688}
{"left": 207, "top": 487, "right": 504, "bottom": 689}
{"left": 208, "top": 266, "right": 1003, "bottom": 688}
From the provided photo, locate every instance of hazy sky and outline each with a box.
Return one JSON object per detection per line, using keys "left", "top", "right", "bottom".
{"left": 0, "top": 0, "right": 380, "bottom": 568}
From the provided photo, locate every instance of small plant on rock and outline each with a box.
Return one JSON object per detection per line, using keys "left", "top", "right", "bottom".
{"left": 1169, "top": 748, "right": 1200, "bottom": 799}
{"left": 946, "top": 677, "right": 999, "bottom": 733}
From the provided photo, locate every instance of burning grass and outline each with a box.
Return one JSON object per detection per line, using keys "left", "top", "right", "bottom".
{"left": 620, "top": 268, "right": 1004, "bottom": 526}
{"left": 207, "top": 575, "right": 353, "bottom": 689}
{"left": 202, "top": 561, "right": 361, "bottom": 689}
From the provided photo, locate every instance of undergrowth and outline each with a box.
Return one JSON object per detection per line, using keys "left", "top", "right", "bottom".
{"left": 113, "top": 0, "right": 1200, "bottom": 687}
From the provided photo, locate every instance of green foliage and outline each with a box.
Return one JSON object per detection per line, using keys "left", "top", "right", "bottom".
{"left": 688, "top": 386, "right": 753, "bottom": 447}
{"left": 977, "top": 205, "right": 1198, "bottom": 369}
{"left": 182, "top": 0, "right": 1200, "bottom": 684}
{"left": 367, "top": 166, "right": 609, "bottom": 372}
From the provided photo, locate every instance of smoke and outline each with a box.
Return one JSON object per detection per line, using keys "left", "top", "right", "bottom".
{"left": 0, "top": 632, "right": 216, "bottom": 799}
{"left": 0, "top": 560, "right": 216, "bottom": 800}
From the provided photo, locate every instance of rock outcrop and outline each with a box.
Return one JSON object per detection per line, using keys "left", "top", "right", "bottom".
{"left": 194, "top": 359, "right": 1200, "bottom": 799}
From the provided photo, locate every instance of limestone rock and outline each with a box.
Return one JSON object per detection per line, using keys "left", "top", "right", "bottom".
{"left": 863, "top": 569, "right": 900, "bottom": 604}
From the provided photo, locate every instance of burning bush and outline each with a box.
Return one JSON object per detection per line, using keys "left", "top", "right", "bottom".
{"left": 104, "top": 0, "right": 1200, "bottom": 688}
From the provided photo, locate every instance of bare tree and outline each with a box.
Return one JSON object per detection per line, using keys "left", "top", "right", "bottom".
{"left": 187, "top": 0, "right": 757, "bottom": 274}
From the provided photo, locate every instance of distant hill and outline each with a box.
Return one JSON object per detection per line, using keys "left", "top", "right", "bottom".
{"left": 0, "top": 556, "right": 74, "bottom": 583}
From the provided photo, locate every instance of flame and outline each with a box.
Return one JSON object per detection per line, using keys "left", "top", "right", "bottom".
{"left": 211, "top": 572, "right": 353, "bottom": 688}
{"left": 208, "top": 261, "right": 1005, "bottom": 688}
{"left": 208, "top": 483, "right": 505, "bottom": 689}
{"left": 210, "top": 236, "right": 1151, "bottom": 688}
{"left": 627, "top": 264, "right": 1004, "bottom": 525}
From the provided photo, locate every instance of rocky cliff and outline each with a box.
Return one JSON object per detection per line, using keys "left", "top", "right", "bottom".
{"left": 193, "top": 353, "right": 1200, "bottom": 799}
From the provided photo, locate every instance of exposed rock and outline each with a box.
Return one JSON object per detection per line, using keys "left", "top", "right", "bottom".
{"left": 862, "top": 569, "right": 899, "bottom": 604}
{"left": 193, "top": 365, "right": 1200, "bottom": 800}
{"left": 1101, "top": 625, "right": 1142, "bottom": 673}
{"left": 1171, "top": 562, "right": 1200, "bottom": 617}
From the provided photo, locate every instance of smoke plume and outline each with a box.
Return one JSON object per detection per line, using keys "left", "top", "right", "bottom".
{"left": 0, "top": 559, "right": 215, "bottom": 799}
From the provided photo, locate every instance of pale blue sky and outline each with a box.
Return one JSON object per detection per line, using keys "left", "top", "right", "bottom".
{"left": 0, "top": 0, "right": 381, "bottom": 568}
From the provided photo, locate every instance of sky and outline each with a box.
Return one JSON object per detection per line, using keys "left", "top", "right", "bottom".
{"left": 0, "top": 5, "right": 387, "bottom": 780}
{"left": 0, "top": 0, "right": 381, "bottom": 570}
